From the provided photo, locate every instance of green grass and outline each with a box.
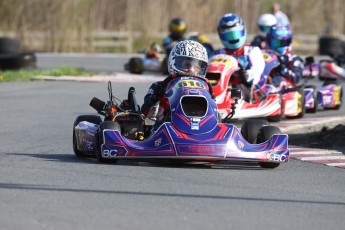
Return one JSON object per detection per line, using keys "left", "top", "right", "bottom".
{"left": 0, "top": 67, "right": 93, "bottom": 82}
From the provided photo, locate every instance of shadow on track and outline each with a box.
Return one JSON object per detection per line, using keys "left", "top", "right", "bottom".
{"left": 0, "top": 182, "right": 344, "bottom": 206}
{"left": 7, "top": 152, "right": 268, "bottom": 170}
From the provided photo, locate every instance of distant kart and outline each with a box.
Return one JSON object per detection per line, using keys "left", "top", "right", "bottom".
{"left": 124, "top": 35, "right": 214, "bottom": 75}
{"left": 303, "top": 57, "right": 343, "bottom": 111}
{"left": 124, "top": 43, "right": 168, "bottom": 75}
{"left": 73, "top": 76, "right": 289, "bottom": 169}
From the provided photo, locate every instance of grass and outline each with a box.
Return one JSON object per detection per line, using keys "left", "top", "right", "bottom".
{"left": 0, "top": 67, "right": 93, "bottom": 82}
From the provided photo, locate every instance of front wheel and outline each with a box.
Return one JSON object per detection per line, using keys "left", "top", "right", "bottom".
{"left": 97, "top": 121, "right": 121, "bottom": 164}
{"left": 256, "top": 126, "right": 282, "bottom": 169}
{"left": 73, "top": 115, "right": 102, "bottom": 158}
{"left": 241, "top": 119, "right": 269, "bottom": 144}
{"left": 128, "top": 57, "right": 144, "bottom": 74}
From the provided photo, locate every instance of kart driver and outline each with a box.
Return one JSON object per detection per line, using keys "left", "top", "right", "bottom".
{"left": 251, "top": 13, "right": 277, "bottom": 49}
{"left": 163, "top": 18, "right": 188, "bottom": 56}
{"left": 141, "top": 40, "right": 209, "bottom": 130}
{"left": 266, "top": 24, "right": 304, "bottom": 90}
{"left": 212, "top": 13, "right": 266, "bottom": 102}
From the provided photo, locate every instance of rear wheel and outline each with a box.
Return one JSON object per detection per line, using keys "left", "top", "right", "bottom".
{"left": 97, "top": 121, "right": 121, "bottom": 164}
{"left": 256, "top": 126, "right": 282, "bottom": 169}
{"left": 160, "top": 57, "right": 169, "bottom": 75}
{"left": 128, "top": 57, "right": 144, "bottom": 74}
{"left": 241, "top": 119, "right": 269, "bottom": 144}
{"left": 73, "top": 115, "right": 102, "bottom": 158}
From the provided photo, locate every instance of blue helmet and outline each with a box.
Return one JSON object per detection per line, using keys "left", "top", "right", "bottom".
{"left": 217, "top": 13, "right": 247, "bottom": 50}
{"left": 267, "top": 24, "right": 292, "bottom": 55}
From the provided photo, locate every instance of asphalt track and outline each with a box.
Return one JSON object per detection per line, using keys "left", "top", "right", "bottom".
{"left": 0, "top": 54, "right": 344, "bottom": 229}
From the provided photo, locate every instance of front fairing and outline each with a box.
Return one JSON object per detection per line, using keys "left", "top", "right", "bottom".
{"left": 165, "top": 76, "right": 218, "bottom": 135}
{"left": 100, "top": 123, "right": 289, "bottom": 162}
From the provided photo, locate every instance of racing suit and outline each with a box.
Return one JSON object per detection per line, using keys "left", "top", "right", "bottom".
{"left": 163, "top": 35, "right": 186, "bottom": 56}
{"left": 270, "top": 53, "right": 304, "bottom": 90}
{"left": 212, "top": 44, "right": 266, "bottom": 102}
{"left": 251, "top": 35, "right": 268, "bottom": 49}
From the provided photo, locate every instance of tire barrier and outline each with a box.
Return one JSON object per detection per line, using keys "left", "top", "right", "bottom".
{"left": 319, "top": 37, "right": 345, "bottom": 58}
{"left": 0, "top": 37, "right": 37, "bottom": 70}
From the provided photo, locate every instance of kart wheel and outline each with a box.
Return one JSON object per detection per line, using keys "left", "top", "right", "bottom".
{"left": 256, "top": 126, "right": 282, "bottom": 169}
{"left": 305, "top": 85, "right": 317, "bottom": 113}
{"left": 241, "top": 119, "right": 269, "bottom": 144}
{"left": 73, "top": 115, "right": 102, "bottom": 158}
{"left": 160, "top": 57, "right": 169, "bottom": 75}
{"left": 128, "top": 57, "right": 143, "bottom": 74}
{"left": 97, "top": 121, "right": 120, "bottom": 164}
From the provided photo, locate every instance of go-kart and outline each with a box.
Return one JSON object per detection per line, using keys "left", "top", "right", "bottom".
{"left": 124, "top": 42, "right": 168, "bottom": 75}
{"left": 303, "top": 56, "right": 343, "bottom": 111}
{"left": 124, "top": 35, "right": 214, "bottom": 75}
{"left": 73, "top": 76, "right": 289, "bottom": 169}
{"left": 206, "top": 52, "right": 306, "bottom": 122}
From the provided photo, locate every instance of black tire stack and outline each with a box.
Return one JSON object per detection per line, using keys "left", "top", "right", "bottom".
{"left": 319, "top": 37, "right": 345, "bottom": 60}
{"left": 0, "top": 37, "right": 36, "bottom": 70}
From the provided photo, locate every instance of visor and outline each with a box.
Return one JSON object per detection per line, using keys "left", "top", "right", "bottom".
{"left": 219, "top": 28, "right": 245, "bottom": 42}
{"left": 259, "top": 25, "right": 271, "bottom": 33}
{"left": 269, "top": 38, "right": 292, "bottom": 48}
{"left": 175, "top": 56, "right": 208, "bottom": 76}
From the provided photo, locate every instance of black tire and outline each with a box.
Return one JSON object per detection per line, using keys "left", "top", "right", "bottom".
{"left": 267, "top": 93, "right": 283, "bottom": 122}
{"left": 319, "top": 37, "right": 343, "bottom": 58}
{"left": 97, "top": 121, "right": 121, "bottom": 164}
{"left": 128, "top": 57, "right": 143, "bottom": 74}
{"left": 0, "top": 52, "right": 36, "bottom": 70}
{"left": 305, "top": 85, "right": 318, "bottom": 113}
{"left": 73, "top": 115, "right": 102, "bottom": 158}
{"left": 160, "top": 57, "right": 169, "bottom": 75}
{"left": 0, "top": 37, "right": 21, "bottom": 53}
{"left": 241, "top": 119, "right": 269, "bottom": 144}
{"left": 256, "top": 126, "right": 282, "bottom": 169}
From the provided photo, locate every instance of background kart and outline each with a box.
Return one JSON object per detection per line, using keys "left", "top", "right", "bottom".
{"left": 73, "top": 77, "right": 289, "bottom": 169}
{"left": 206, "top": 53, "right": 305, "bottom": 122}
{"left": 124, "top": 42, "right": 168, "bottom": 75}
{"left": 124, "top": 34, "right": 214, "bottom": 75}
{"left": 303, "top": 57, "right": 344, "bottom": 112}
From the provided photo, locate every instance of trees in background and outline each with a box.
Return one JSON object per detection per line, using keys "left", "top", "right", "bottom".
{"left": 0, "top": 0, "right": 343, "bottom": 52}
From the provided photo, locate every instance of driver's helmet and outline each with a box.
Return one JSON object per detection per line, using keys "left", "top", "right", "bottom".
{"left": 267, "top": 23, "right": 292, "bottom": 55}
{"left": 257, "top": 14, "right": 277, "bottom": 36}
{"left": 169, "top": 18, "right": 187, "bottom": 40}
{"left": 217, "top": 13, "right": 246, "bottom": 50}
{"left": 168, "top": 40, "right": 208, "bottom": 79}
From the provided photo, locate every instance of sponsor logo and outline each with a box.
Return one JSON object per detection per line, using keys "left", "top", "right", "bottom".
{"left": 237, "top": 140, "right": 244, "bottom": 149}
{"left": 191, "top": 122, "right": 199, "bottom": 130}
{"left": 176, "top": 80, "right": 206, "bottom": 89}
{"left": 103, "top": 149, "right": 118, "bottom": 158}
{"left": 154, "top": 138, "right": 162, "bottom": 147}
{"left": 267, "top": 152, "right": 288, "bottom": 162}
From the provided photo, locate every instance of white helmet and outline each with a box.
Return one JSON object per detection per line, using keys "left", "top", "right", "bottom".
{"left": 257, "top": 14, "right": 277, "bottom": 36}
{"left": 168, "top": 40, "right": 208, "bottom": 79}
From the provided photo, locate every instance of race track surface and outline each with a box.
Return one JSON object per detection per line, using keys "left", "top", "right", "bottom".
{"left": 1, "top": 80, "right": 344, "bottom": 230}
